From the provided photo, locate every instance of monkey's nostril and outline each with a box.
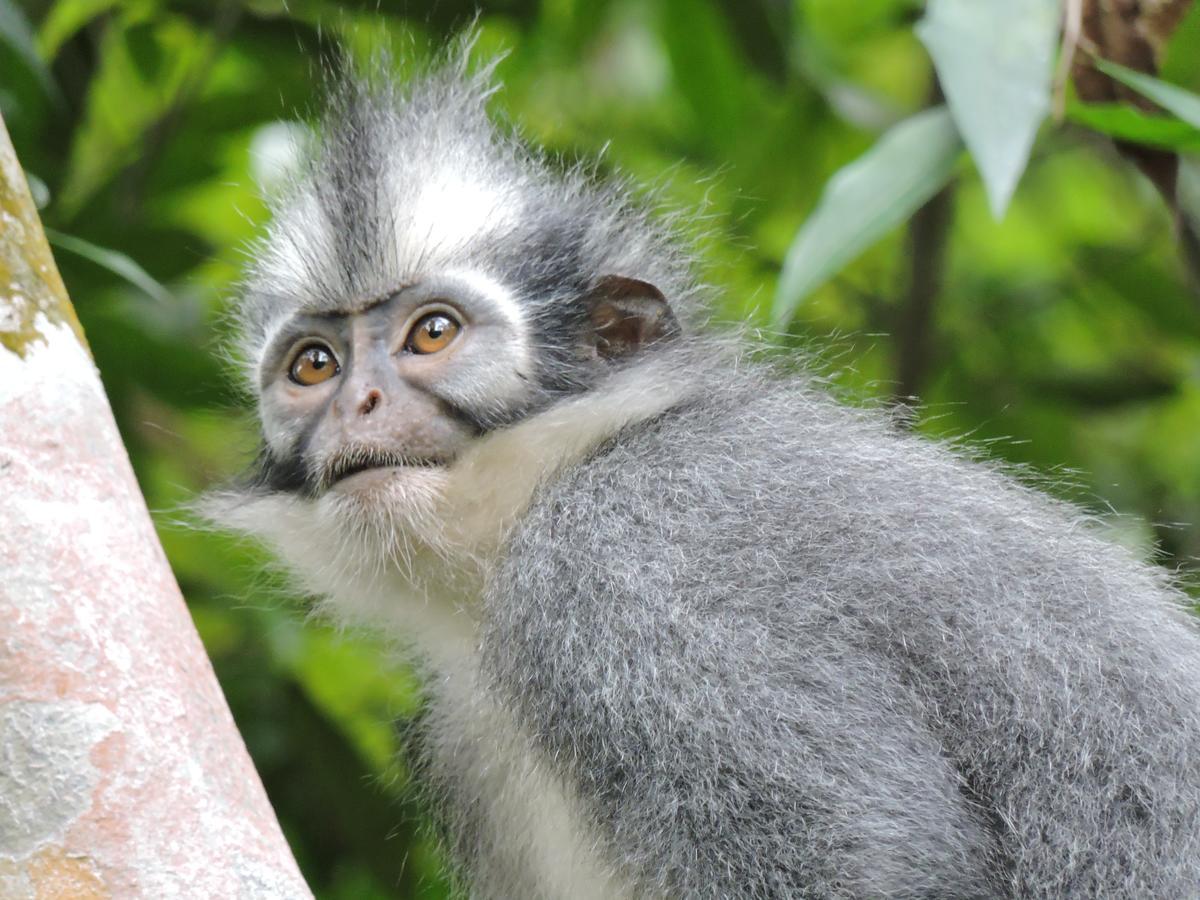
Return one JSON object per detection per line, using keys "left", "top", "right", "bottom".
{"left": 358, "top": 389, "right": 382, "bottom": 417}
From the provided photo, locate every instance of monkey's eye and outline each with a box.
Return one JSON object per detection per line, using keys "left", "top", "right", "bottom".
{"left": 406, "top": 313, "right": 461, "bottom": 355}
{"left": 289, "top": 343, "right": 340, "bottom": 386}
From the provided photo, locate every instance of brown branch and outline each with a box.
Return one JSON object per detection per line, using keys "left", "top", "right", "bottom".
{"left": 1072, "top": 0, "right": 1200, "bottom": 293}
{"left": 1054, "top": 0, "right": 1086, "bottom": 119}
{"left": 893, "top": 80, "right": 957, "bottom": 407}
{"left": 893, "top": 181, "right": 956, "bottom": 405}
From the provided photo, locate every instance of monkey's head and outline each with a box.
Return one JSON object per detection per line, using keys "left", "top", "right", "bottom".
{"left": 212, "top": 53, "right": 698, "bottom": 600}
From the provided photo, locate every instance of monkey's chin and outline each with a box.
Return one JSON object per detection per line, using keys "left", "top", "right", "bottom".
{"left": 325, "top": 465, "right": 451, "bottom": 562}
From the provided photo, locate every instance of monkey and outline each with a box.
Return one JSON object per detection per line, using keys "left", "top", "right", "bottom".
{"left": 206, "top": 50, "right": 1200, "bottom": 899}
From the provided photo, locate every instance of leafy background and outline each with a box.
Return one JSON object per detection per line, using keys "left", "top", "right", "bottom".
{"left": 4, "top": 1, "right": 1200, "bottom": 896}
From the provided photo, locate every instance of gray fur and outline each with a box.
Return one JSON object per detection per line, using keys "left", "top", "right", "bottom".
{"left": 216, "top": 51, "right": 1200, "bottom": 899}
{"left": 486, "top": 346, "right": 1200, "bottom": 896}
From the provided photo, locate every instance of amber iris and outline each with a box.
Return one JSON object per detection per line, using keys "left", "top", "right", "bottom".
{"left": 289, "top": 344, "right": 339, "bottom": 385}
{"left": 407, "top": 313, "right": 460, "bottom": 354}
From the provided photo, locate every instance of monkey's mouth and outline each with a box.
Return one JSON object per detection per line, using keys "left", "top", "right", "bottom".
{"left": 322, "top": 446, "right": 447, "bottom": 490}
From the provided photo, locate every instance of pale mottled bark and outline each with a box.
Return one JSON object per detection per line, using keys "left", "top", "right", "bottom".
{"left": 0, "top": 114, "right": 310, "bottom": 899}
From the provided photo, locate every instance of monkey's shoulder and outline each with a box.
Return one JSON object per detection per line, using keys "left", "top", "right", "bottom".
{"left": 521, "top": 363, "right": 1043, "bottom": 548}
{"left": 504, "top": 358, "right": 1183, "bottom": 634}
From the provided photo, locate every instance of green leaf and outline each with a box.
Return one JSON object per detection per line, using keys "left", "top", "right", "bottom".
{"left": 1065, "top": 101, "right": 1200, "bottom": 152}
{"left": 46, "top": 228, "right": 172, "bottom": 305}
{"left": 916, "top": 0, "right": 1060, "bottom": 219}
{"left": 713, "top": 0, "right": 793, "bottom": 84}
{"left": 1181, "top": 156, "right": 1200, "bottom": 223}
{"left": 659, "top": 0, "right": 749, "bottom": 153}
{"left": 59, "top": 14, "right": 212, "bottom": 215}
{"left": 1095, "top": 58, "right": 1200, "bottom": 130}
{"left": 1159, "top": 0, "right": 1200, "bottom": 89}
{"left": 0, "top": 0, "right": 59, "bottom": 102}
{"left": 37, "top": 0, "right": 121, "bottom": 59}
{"left": 1180, "top": 157, "right": 1200, "bottom": 279}
{"left": 772, "top": 106, "right": 962, "bottom": 323}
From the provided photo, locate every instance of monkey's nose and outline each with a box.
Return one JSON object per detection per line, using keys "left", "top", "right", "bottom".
{"left": 357, "top": 389, "right": 382, "bottom": 417}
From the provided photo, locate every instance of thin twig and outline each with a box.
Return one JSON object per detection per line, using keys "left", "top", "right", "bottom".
{"left": 893, "top": 79, "right": 957, "bottom": 408}
{"left": 1053, "top": 0, "right": 1085, "bottom": 120}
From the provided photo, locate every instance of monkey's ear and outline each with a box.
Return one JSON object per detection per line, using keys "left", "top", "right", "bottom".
{"left": 585, "top": 276, "right": 681, "bottom": 360}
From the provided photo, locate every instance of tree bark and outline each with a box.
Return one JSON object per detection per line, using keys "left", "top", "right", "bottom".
{"left": 0, "top": 114, "right": 310, "bottom": 898}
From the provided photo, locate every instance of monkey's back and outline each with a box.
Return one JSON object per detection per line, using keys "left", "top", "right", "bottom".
{"left": 482, "top": 348, "right": 1200, "bottom": 899}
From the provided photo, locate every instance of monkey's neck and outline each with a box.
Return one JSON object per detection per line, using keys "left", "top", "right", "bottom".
{"left": 437, "top": 349, "right": 700, "bottom": 557}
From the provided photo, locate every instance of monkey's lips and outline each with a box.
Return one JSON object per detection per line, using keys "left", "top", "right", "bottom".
{"left": 323, "top": 447, "right": 449, "bottom": 493}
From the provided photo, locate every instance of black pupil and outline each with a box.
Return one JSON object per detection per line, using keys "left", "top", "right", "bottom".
{"left": 425, "top": 317, "right": 448, "bottom": 338}
{"left": 308, "top": 349, "right": 329, "bottom": 369}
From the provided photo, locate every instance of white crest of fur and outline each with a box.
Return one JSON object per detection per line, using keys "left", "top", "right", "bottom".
{"left": 402, "top": 172, "right": 520, "bottom": 259}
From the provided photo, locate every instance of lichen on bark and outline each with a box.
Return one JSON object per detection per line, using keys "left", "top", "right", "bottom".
{"left": 0, "top": 114, "right": 86, "bottom": 358}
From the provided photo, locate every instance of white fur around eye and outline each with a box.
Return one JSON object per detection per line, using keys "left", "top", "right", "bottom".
{"left": 439, "top": 266, "right": 532, "bottom": 374}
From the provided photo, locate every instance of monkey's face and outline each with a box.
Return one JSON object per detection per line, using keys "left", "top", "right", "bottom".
{"left": 256, "top": 270, "right": 534, "bottom": 506}
{"left": 236, "top": 267, "right": 680, "bottom": 589}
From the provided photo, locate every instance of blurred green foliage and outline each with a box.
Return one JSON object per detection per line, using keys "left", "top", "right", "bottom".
{"left": 4, "top": 1, "right": 1200, "bottom": 896}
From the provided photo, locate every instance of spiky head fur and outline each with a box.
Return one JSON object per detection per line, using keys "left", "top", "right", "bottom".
{"left": 237, "top": 47, "right": 702, "bottom": 400}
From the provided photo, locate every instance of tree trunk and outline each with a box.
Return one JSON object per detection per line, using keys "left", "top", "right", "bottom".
{"left": 0, "top": 114, "right": 310, "bottom": 898}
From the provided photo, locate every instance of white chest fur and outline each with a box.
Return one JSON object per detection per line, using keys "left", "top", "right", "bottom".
{"left": 426, "top": 642, "right": 635, "bottom": 900}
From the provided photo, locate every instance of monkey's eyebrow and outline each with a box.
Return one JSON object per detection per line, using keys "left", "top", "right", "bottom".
{"left": 261, "top": 314, "right": 347, "bottom": 371}
{"left": 360, "top": 282, "right": 415, "bottom": 312}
